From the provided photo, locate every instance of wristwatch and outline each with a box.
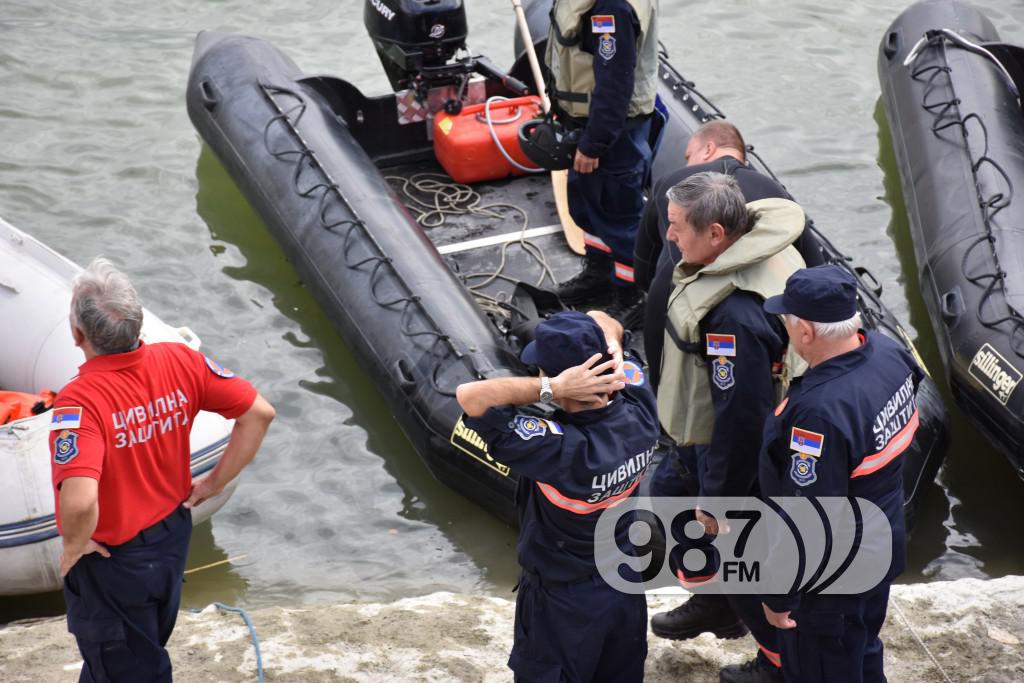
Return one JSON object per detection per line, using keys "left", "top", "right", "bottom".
{"left": 539, "top": 376, "right": 554, "bottom": 403}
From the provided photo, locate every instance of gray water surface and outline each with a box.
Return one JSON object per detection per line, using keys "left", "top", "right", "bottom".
{"left": 2, "top": 0, "right": 1023, "bottom": 621}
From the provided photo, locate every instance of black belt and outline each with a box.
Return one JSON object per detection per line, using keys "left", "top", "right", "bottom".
{"left": 523, "top": 569, "right": 594, "bottom": 591}
{"left": 116, "top": 505, "right": 189, "bottom": 548}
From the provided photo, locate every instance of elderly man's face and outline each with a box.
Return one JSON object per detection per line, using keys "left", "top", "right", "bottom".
{"left": 666, "top": 202, "right": 721, "bottom": 266}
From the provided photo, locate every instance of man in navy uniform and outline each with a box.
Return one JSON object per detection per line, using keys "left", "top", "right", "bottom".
{"left": 456, "top": 310, "right": 660, "bottom": 681}
{"left": 759, "top": 265, "right": 922, "bottom": 683}
{"left": 635, "top": 119, "right": 824, "bottom": 390}
{"left": 547, "top": 0, "right": 660, "bottom": 327}
{"left": 648, "top": 172, "right": 811, "bottom": 682}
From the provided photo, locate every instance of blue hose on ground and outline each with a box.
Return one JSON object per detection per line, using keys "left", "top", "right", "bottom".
{"left": 208, "top": 602, "right": 264, "bottom": 683}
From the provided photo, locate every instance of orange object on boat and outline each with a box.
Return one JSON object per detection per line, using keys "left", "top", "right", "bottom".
{"left": 0, "top": 389, "right": 56, "bottom": 425}
{"left": 433, "top": 96, "right": 544, "bottom": 184}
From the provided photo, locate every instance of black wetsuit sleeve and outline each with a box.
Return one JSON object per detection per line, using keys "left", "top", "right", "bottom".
{"left": 634, "top": 177, "right": 668, "bottom": 291}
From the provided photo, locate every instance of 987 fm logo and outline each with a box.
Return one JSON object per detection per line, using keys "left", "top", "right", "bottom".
{"left": 593, "top": 497, "right": 894, "bottom": 595}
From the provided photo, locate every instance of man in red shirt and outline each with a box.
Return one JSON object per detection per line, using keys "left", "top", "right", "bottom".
{"left": 51, "top": 258, "right": 275, "bottom": 682}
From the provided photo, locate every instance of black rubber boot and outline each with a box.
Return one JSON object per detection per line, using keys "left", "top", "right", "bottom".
{"left": 650, "top": 593, "right": 749, "bottom": 641}
{"left": 557, "top": 251, "right": 612, "bottom": 306}
{"left": 605, "top": 283, "right": 644, "bottom": 330}
{"left": 719, "top": 658, "right": 783, "bottom": 683}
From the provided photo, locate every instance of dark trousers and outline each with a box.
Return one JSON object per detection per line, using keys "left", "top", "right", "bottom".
{"left": 63, "top": 506, "right": 192, "bottom": 683}
{"left": 510, "top": 573, "right": 647, "bottom": 682}
{"left": 778, "top": 586, "right": 890, "bottom": 683}
{"left": 568, "top": 120, "right": 653, "bottom": 285}
{"left": 729, "top": 594, "right": 781, "bottom": 670}
{"left": 652, "top": 447, "right": 782, "bottom": 671}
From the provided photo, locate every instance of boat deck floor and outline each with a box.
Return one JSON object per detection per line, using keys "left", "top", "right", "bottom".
{"left": 386, "top": 160, "right": 581, "bottom": 300}
{"left": 385, "top": 159, "right": 646, "bottom": 357}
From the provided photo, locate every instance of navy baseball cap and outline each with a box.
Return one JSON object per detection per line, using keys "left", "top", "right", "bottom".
{"left": 763, "top": 265, "right": 858, "bottom": 322}
{"left": 520, "top": 311, "right": 610, "bottom": 377}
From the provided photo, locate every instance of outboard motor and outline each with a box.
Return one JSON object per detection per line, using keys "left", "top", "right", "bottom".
{"left": 364, "top": 0, "right": 469, "bottom": 91}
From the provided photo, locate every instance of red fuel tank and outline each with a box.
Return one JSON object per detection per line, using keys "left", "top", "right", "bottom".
{"left": 433, "top": 96, "right": 544, "bottom": 184}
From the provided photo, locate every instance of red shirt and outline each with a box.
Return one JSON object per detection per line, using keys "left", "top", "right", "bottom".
{"left": 50, "top": 341, "right": 257, "bottom": 545}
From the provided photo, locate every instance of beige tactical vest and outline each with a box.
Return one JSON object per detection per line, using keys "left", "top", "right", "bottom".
{"left": 546, "top": 0, "right": 659, "bottom": 119}
{"left": 657, "top": 198, "right": 809, "bottom": 446}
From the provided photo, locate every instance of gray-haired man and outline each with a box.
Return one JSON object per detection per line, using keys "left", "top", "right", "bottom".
{"left": 50, "top": 258, "right": 274, "bottom": 682}
{"left": 651, "top": 172, "right": 808, "bottom": 683}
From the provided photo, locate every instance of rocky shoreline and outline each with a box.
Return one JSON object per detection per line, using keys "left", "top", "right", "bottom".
{"left": 2, "top": 576, "right": 1022, "bottom": 682}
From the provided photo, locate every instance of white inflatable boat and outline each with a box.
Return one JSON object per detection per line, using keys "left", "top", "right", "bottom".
{"left": 0, "top": 217, "right": 236, "bottom": 595}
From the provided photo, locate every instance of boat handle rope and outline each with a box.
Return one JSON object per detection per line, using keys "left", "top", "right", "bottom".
{"left": 909, "top": 38, "right": 1024, "bottom": 357}
{"left": 256, "top": 82, "right": 504, "bottom": 393}
{"left": 904, "top": 29, "right": 1020, "bottom": 106}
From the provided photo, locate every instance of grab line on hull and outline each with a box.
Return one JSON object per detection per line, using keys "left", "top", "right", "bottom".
{"left": 437, "top": 223, "right": 563, "bottom": 255}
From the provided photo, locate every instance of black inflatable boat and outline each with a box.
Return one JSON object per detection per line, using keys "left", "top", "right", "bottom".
{"left": 188, "top": 0, "right": 948, "bottom": 525}
{"left": 879, "top": 0, "right": 1024, "bottom": 478}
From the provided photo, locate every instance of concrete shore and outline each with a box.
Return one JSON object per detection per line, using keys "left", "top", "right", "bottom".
{"left": 2, "top": 576, "right": 1022, "bottom": 682}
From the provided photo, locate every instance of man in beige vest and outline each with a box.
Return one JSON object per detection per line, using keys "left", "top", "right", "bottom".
{"left": 652, "top": 172, "right": 807, "bottom": 683}
{"left": 547, "top": 0, "right": 659, "bottom": 328}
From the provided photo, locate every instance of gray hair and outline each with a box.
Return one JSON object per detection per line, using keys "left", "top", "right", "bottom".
{"left": 71, "top": 258, "right": 143, "bottom": 355}
{"left": 785, "top": 313, "right": 862, "bottom": 339}
{"left": 665, "top": 171, "right": 753, "bottom": 238}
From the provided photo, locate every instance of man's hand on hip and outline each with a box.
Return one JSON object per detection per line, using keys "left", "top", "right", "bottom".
{"left": 185, "top": 474, "right": 224, "bottom": 509}
{"left": 61, "top": 539, "right": 109, "bottom": 577}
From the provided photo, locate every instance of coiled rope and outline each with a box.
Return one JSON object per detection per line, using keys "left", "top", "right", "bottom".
{"left": 384, "top": 172, "right": 557, "bottom": 323}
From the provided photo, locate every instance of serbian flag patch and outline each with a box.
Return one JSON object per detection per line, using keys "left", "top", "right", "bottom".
{"left": 706, "top": 333, "right": 736, "bottom": 357}
{"left": 790, "top": 427, "right": 824, "bottom": 457}
{"left": 591, "top": 14, "right": 616, "bottom": 33}
{"left": 50, "top": 406, "right": 83, "bottom": 430}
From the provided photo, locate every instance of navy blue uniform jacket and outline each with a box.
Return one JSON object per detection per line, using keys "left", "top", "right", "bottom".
{"left": 759, "top": 331, "right": 923, "bottom": 612}
{"left": 464, "top": 373, "right": 660, "bottom": 582}
{"left": 574, "top": 0, "right": 641, "bottom": 158}
{"left": 694, "top": 291, "right": 788, "bottom": 500}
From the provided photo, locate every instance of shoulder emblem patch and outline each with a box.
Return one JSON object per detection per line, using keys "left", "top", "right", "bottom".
{"left": 50, "top": 406, "right": 82, "bottom": 431}
{"left": 598, "top": 34, "right": 617, "bottom": 61}
{"left": 790, "top": 427, "right": 824, "bottom": 457}
{"left": 54, "top": 430, "right": 79, "bottom": 465}
{"left": 591, "top": 14, "right": 616, "bottom": 33}
{"left": 790, "top": 452, "right": 817, "bottom": 487}
{"left": 204, "top": 356, "right": 236, "bottom": 379}
{"left": 706, "top": 333, "right": 736, "bottom": 357}
{"left": 514, "top": 415, "right": 551, "bottom": 440}
{"left": 712, "top": 357, "right": 735, "bottom": 390}
{"left": 622, "top": 360, "right": 646, "bottom": 387}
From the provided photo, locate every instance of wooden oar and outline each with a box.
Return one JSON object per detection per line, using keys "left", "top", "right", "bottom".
{"left": 510, "top": 0, "right": 586, "bottom": 255}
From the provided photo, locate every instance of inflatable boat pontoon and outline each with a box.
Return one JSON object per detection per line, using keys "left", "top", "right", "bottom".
{"left": 0, "top": 217, "right": 238, "bottom": 595}
{"left": 187, "top": 0, "right": 949, "bottom": 526}
{"left": 879, "top": 0, "right": 1024, "bottom": 478}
